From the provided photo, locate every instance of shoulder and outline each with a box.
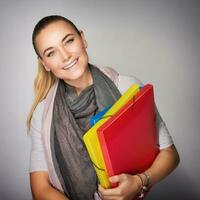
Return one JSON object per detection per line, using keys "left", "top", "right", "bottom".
{"left": 117, "top": 74, "right": 143, "bottom": 94}
{"left": 97, "top": 66, "right": 119, "bottom": 86}
{"left": 97, "top": 66, "right": 143, "bottom": 94}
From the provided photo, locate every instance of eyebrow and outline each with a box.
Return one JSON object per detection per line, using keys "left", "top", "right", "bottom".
{"left": 42, "top": 33, "right": 74, "bottom": 56}
{"left": 61, "top": 33, "right": 74, "bottom": 42}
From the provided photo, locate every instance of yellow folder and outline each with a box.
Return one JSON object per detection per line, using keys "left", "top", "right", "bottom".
{"left": 83, "top": 83, "right": 140, "bottom": 188}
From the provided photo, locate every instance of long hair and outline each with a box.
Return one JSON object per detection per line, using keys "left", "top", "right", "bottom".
{"left": 26, "top": 15, "right": 80, "bottom": 129}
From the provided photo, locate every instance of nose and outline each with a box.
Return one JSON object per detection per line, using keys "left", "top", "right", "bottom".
{"left": 59, "top": 46, "right": 71, "bottom": 62}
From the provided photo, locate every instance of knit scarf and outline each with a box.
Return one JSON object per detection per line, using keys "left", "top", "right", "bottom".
{"left": 50, "top": 65, "right": 121, "bottom": 200}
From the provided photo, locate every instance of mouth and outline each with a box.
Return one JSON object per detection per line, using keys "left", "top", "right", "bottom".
{"left": 63, "top": 59, "right": 78, "bottom": 70}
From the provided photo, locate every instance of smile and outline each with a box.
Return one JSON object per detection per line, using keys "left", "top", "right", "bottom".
{"left": 63, "top": 59, "right": 78, "bottom": 70}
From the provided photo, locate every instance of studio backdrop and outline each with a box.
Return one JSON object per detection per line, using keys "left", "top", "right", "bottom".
{"left": 0, "top": 0, "right": 199, "bottom": 199}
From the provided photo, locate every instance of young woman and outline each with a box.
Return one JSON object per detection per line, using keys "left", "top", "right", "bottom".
{"left": 27, "top": 15, "right": 180, "bottom": 200}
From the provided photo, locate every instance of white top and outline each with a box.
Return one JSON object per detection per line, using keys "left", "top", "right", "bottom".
{"left": 29, "top": 75, "right": 174, "bottom": 172}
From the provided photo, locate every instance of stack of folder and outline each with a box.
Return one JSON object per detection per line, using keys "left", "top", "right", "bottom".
{"left": 83, "top": 83, "right": 159, "bottom": 192}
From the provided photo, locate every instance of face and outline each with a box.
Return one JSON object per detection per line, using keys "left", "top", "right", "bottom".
{"left": 35, "top": 20, "right": 89, "bottom": 85}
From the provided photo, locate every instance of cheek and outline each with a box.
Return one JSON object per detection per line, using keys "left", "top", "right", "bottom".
{"left": 70, "top": 41, "right": 86, "bottom": 54}
{"left": 78, "top": 46, "right": 88, "bottom": 60}
{"left": 44, "top": 57, "right": 60, "bottom": 69}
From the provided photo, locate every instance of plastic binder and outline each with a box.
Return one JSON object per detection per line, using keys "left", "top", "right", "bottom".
{"left": 97, "top": 84, "right": 159, "bottom": 185}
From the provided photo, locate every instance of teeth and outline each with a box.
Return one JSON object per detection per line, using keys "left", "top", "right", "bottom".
{"left": 64, "top": 59, "right": 77, "bottom": 69}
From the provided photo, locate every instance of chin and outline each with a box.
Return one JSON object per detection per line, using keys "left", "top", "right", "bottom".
{"left": 62, "top": 64, "right": 88, "bottom": 82}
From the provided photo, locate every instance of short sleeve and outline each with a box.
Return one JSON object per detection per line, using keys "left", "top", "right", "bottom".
{"left": 155, "top": 107, "right": 174, "bottom": 149}
{"left": 29, "top": 101, "right": 48, "bottom": 172}
{"left": 117, "top": 74, "right": 174, "bottom": 149}
{"left": 117, "top": 74, "right": 143, "bottom": 94}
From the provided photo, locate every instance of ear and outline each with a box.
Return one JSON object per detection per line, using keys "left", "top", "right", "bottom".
{"left": 80, "top": 30, "right": 88, "bottom": 48}
{"left": 38, "top": 57, "right": 51, "bottom": 72}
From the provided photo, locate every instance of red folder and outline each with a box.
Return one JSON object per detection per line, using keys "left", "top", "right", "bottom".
{"left": 97, "top": 84, "right": 159, "bottom": 181}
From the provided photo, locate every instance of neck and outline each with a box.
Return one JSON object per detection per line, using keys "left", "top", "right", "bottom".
{"left": 63, "top": 67, "right": 93, "bottom": 96}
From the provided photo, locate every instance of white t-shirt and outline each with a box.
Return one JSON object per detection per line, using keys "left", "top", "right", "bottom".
{"left": 29, "top": 75, "right": 174, "bottom": 172}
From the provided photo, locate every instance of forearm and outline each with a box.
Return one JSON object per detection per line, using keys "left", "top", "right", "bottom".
{"left": 30, "top": 171, "right": 69, "bottom": 200}
{"left": 32, "top": 184, "right": 69, "bottom": 200}
{"left": 141, "top": 144, "right": 180, "bottom": 186}
{"left": 35, "top": 187, "right": 69, "bottom": 200}
{"left": 98, "top": 145, "right": 179, "bottom": 199}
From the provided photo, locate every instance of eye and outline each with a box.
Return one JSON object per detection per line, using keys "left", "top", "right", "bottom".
{"left": 47, "top": 51, "right": 54, "bottom": 57}
{"left": 64, "top": 38, "right": 74, "bottom": 45}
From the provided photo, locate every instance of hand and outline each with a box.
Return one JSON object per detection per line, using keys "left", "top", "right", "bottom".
{"left": 98, "top": 174, "right": 142, "bottom": 200}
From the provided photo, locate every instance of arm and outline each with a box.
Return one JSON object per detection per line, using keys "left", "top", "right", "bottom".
{"left": 30, "top": 171, "right": 69, "bottom": 200}
{"left": 98, "top": 144, "right": 180, "bottom": 200}
{"left": 142, "top": 144, "right": 180, "bottom": 186}
{"left": 29, "top": 103, "right": 69, "bottom": 200}
{"left": 98, "top": 74, "right": 180, "bottom": 199}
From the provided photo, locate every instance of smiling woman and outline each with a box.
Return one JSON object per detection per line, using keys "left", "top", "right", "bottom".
{"left": 27, "top": 15, "right": 179, "bottom": 200}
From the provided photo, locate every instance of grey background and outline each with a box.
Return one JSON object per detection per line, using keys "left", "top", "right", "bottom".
{"left": 0, "top": 0, "right": 199, "bottom": 199}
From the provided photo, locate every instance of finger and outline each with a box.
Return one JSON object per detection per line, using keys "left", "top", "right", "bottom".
{"left": 101, "top": 195, "right": 121, "bottom": 200}
{"left": 109, "top": 175, "right": 120, "bottom": 183}
{"left": 99, "top": 192, "right": 122, "bottom": 200}
{"left": 109, "top": 173, "right": 127, "bottom": 184}
{"left": 98, "top": 184, "right": 122, "bottom": 197}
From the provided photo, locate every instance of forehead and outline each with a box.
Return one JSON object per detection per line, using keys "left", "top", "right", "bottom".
{"left": 35, "top": 20, "right": 78, "bottom": 52}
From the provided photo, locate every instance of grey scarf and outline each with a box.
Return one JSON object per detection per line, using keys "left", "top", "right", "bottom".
{"left": 50, "top": 65, "right": 121, "bottom": 200}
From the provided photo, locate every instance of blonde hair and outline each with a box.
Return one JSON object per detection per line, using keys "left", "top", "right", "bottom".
{"left": 26, "top": 60, "right": 55, "bottom": 129}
